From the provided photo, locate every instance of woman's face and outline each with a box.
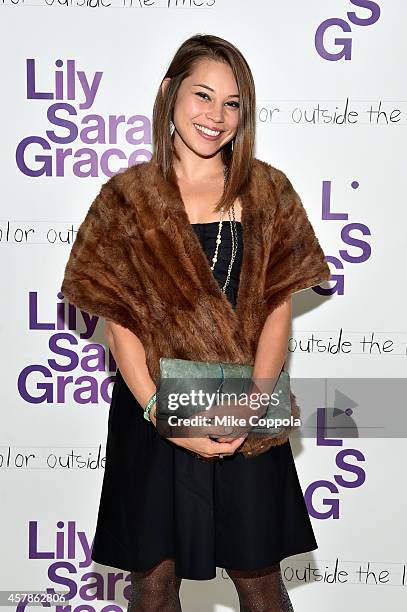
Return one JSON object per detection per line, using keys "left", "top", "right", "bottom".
{"left": 164, "top": 59, "right": 240, "bottom": 158}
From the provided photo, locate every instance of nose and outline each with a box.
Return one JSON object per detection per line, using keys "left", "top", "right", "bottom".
{"left": 206, "top": 100, "right": 225, "bottom": 124}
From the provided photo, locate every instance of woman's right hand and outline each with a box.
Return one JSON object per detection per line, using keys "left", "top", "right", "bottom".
{"left": 167, "top": 434, "right": 248, "bottom": 459}
{"left": 150, "top": 403, "right": 248, "bottom": 458}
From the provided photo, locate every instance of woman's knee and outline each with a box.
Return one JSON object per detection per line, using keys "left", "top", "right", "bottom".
{"left": 225, "top": 563, "right": 293, "bottom": 612}
{"left": 127, "top": 559, "right": 182, "bottom": 612}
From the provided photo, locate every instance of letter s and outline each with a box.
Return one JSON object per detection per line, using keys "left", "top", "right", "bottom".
{"left": 339, "top": 223, "right": 371, "bottom": 264}
{"left": 348, "top": 0, "right": 381, "bottom": 27}
{"left": 334, "top": 449, "right": 366, "bottom": 488}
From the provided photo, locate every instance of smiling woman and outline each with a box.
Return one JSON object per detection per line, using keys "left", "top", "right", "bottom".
{"left": 191, "top": 83, "right": 240, "bottom": 140}
{"left": 162, "top": 60, "right": 242, "bottom": 161}
{"left": 61, "top": 33, "right": 330, "bottom": 611}
{"left": 158, "top": 59, "right": 248, "bottom": 226}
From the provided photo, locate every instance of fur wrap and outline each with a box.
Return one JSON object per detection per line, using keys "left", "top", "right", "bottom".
{"left": 61, "top": 157, "right": 331, "bottom": 458}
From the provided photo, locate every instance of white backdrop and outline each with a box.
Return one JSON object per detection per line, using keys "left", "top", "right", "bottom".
{"left": 1, "top": 1, "right": 406, "bottom": 610}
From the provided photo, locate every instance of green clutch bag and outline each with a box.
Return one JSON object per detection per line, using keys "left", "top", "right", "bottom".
{"left": 156, "top": 357, "right": 293, "bottom": 438}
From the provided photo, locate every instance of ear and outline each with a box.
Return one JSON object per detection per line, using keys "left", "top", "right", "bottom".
{"left": 161, "top": 77, "right": 171, "bottom": 97}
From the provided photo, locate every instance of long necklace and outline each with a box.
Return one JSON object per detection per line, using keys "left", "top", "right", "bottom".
{"left": 210, "top": 165, "right": 238, "bottom": 292}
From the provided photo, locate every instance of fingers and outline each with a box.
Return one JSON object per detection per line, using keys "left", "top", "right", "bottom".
{"left": 208, "top": 422, "right": 252, "bottom": 440}
{"left": 167, "top": 421, "right": 241, "bottom": 439}
{"left": 168, "top": 434, "right": 247, "bottom": 459}
{"left": 202, "top": 436, "right": 247, "bottom": 457}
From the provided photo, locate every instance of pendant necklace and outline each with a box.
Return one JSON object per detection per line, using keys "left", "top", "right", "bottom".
{"left": 210, "top": 165, "right": 238, "bottom": 292}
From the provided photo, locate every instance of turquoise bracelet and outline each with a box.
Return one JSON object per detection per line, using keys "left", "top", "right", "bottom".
{"left": 143, "top": 392, "right": 157, "bottom": 421}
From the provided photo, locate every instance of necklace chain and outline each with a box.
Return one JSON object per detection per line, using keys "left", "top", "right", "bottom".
{"left": 210, "top": 165, "right": 238, "bottom": 293}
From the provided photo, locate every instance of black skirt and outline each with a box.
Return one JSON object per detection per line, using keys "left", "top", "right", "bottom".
{"left": 90, "top": 222, "right": 318, "bottom": 580}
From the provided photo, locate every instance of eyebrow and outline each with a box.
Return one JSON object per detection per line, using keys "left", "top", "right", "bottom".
{"left": 192, "top": 83, "right": 240, "bottom": 98}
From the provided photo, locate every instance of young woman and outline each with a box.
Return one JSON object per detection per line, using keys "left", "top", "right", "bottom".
{"left": 61, "top": 34, "right": 330, "bottom": 612}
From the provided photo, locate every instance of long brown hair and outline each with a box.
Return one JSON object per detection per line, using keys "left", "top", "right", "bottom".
{"left": 152, "top": 34, "right": 256, "bottom": 213}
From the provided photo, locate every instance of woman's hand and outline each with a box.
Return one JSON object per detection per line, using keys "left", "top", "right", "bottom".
{"left": 191, "top": 397, "right": 269, "bottom": 443}
{"left": 151, "top": 402, "right": 248, "bottom": 458}
{"left": 201, "top": 401, "right": 255, "bottom": 442}
{"left": 167, "top": 434, "right": 248, "bottom": 459}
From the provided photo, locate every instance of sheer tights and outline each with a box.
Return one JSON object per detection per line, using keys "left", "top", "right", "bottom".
{"left": 226, "top": 562, "right": 294, "bottom": 612}
{"left": 127, "top": 559, "right": 182, "bottom": 612}
{"left": 126, "top": 558, "right": 293, "bottom": 612}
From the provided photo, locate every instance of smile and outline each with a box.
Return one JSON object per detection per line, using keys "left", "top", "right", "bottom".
{"left": 193, "top": 123, "right": 223, "bottom": 139}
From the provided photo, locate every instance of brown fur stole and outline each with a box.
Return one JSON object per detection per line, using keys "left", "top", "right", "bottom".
{"left": 61, "top": 157, "right": 331, "bottom": 457}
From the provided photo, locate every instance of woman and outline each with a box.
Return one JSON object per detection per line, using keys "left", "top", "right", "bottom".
{"left": 61, "top": 34, "right": 331, "bottom": 611}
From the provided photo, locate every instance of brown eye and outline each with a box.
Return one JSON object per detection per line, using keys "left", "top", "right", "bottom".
{"left": 196, "top": 92, "right": 210, "bottom": 100}
{"left": 195, "top": 92, "right": 239, "bottom": 109}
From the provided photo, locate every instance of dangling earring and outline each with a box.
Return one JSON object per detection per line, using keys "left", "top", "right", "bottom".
{"left": 231, "top": 138, "right": 234, "bottom": 152}
{"left": 169, "top": 120, "right": 175, "bottom": 135}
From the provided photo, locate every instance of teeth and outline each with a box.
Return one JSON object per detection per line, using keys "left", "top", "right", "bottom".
{"left": 194, "top": 124, "right": 221, "bottom": 136}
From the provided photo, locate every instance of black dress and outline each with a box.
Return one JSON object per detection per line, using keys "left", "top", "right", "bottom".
{"left": 90, "top": 221, "right": 318, "bottom": 581}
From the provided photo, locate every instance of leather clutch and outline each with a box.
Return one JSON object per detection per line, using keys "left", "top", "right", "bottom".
{"left": 156, "top": 357, "right": 292, "bottom": 438}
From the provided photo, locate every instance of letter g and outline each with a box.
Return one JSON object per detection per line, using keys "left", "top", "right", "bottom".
{"left": 315, "top": 17, "right": 352, "bottom": 61}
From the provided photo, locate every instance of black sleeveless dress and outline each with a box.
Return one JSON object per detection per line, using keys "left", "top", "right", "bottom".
{"left": 90, "top": 221, "right": 318, "bottom": 580}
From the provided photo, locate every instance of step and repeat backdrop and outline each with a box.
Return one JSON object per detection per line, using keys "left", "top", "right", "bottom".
{"left": 1, "top": 1, "right": 405, "bottom": 611}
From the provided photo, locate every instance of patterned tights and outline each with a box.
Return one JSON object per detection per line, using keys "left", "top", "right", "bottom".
{"left": 126, "top": 559, "right": 182, "bottom": 612}
{"left": 126, "top": 559, "right": 294, "bottom": 611}
{"left": 225, "top": 562, "right": 294, "bottom": 611}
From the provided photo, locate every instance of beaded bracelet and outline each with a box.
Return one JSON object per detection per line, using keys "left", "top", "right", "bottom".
{"left": 143, "top": 392, "right": 157, "bottom": 421}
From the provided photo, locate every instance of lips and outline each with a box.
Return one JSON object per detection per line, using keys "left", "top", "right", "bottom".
{"left": 193, "top": 123, "right": 223, "bottom": 141}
